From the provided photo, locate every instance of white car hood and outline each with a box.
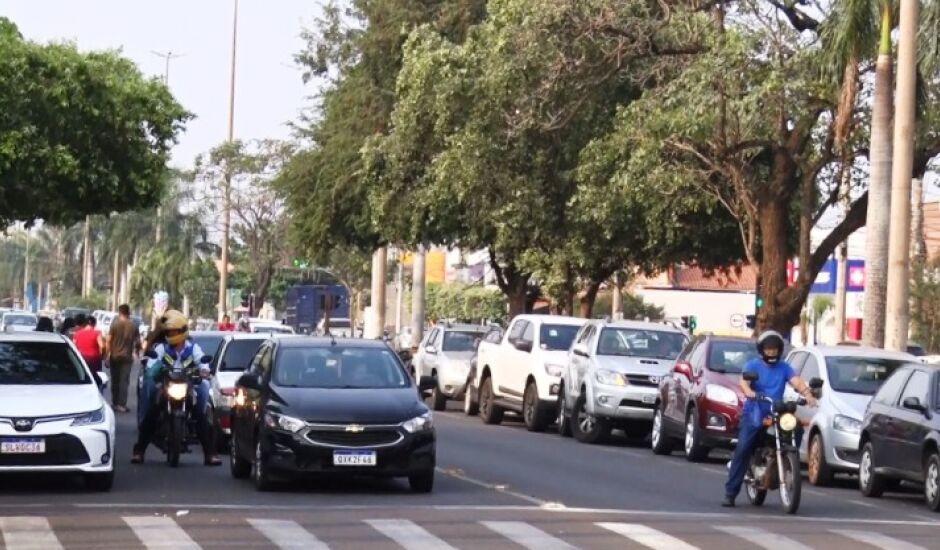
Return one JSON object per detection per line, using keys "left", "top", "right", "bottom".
{"left": 216, "top": 371, "right": 244, "bottom": 390}
{"left": 0, "top": 384, "right": 102, "bottom": 417}
{"left": 827, "top": 390, "right": 873, "bottom": 419}
{"left": 595, "top": 355, "right": 672, "bottom": 376}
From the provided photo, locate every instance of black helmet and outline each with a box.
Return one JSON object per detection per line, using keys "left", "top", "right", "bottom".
{"left": 756, "top": 330, "right": 785, "bottom": 364}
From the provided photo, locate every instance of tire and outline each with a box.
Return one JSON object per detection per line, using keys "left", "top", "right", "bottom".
{"left": 572, "top": 393, "right": 610, "bottom": 444}
{"left": 253, "top": 438, "right": 276, "bottom": 491}
{"left": 463, "top": 384, "right": 479, "bottom": 416}
{"left": 168, "top": 415, "right": 184, "bottom": 468}
{"left": 522, "top": 382, "right": 550, "bottom": 432}
{"left": 84, "top": 471, "right": 114, "bottom": 492}
{"left": 925, "top": 453, "right": 940, "bottom": 512}
{"left": 859, "top": 441, "right": 886, "bottom": 498}
{"left": 557, "top": 386, "right": 572, "bottom": 438}
{"left": 807, "top": 432, "right": 833, "bottom": 486}
{"left": 650, "top": 405, "right": 674, "bottom": 455}
{"left": 780, "top": 451, "right": 802, "bottom": 514}
{"left": 683, "top": 409, "right": 709, "bottom": 462}
{"left": 745, "top": 482, "right": 767, "bottom": 506}
{"left": 409, "top": 470, "right": 434, "bottom": 493}
{"left": 230, "top": 435, "right": 251, "bottom": 479}
{"left": 479, "top": 377, "right": 504, "bottom": 425}
{"left": 430, "top": 383, "right": 447, "bottom": 412}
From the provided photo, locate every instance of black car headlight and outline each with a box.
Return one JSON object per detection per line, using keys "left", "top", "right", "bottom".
{"left": 401, "top": 412, "right": 434, "bottom": 433}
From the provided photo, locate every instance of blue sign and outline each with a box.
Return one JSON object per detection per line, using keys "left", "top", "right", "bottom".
{"left": 810, "top": 258, "right": 865, "bottom": 295}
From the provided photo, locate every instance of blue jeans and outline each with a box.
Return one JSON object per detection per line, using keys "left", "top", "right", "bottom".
{"left": 725, "top": 417, "right": 804, "bottom": 498}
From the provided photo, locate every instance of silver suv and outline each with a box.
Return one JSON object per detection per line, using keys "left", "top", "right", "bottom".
{"left": 414, "top": 323, "right": 488, "bottom": 410}
{"left": 558, "top": 320, "right": 687, "bottom": 444}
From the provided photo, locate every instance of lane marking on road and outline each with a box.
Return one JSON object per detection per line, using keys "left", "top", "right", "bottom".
{"left": 247, "top": 518, "right": 329, "bottom": 550}
{"left": 0, "top": 517, "right": 63, "bottom": 550}
{"left": 714, "top": 525, "right": 812, "bottom": 550}
{"left": 435, "top": 466, "right": 556, "bottom": 507}
{"left": 481, "top": 521, "right": 578, "bottom": 550}
{"left": 597, "top": 522, "right": 699, "bottom": 550}
{"left": 123, "top": 516, "right": 201, "bottom": 549}
{"left": 365, "top": 519, "right": 457, "bottom": 550}
{"left": 830, "top": 529, "right": 927, "bottom": 550}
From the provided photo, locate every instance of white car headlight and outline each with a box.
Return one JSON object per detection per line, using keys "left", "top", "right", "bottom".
{"left": 166, "top": 382, "right": 188, "bottom": 401}
{"left": 705, "top": 384, "right": 738, "bottom": 406}
{"left": 544, "top": 363, "right": 565, "bottom": 377}
{"left": 264, "top": 412, "right": 306, "bottom": 433}
{"left": 71, "top": 406, "right": 106, "bottom": 426}
{"left": 595, "top": 369, "right": 627, "bottom": 387}
{"left": 833, "top": 414, "right": 862, "bottom": 434}
{"left": 401, "top": 412, "right": 434, "bottom": 433}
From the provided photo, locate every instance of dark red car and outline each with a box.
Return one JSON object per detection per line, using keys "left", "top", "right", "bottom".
{"left": 650, "top": 335, "right": 758, "bottom": 461}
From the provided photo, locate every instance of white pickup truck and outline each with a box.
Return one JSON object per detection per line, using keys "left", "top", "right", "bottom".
{"left": 470, "top": 314, "right": 586, "bottom": 432}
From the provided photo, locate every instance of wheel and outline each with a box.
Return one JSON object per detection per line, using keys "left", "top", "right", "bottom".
{"left": 557, "top": 386, "right": 572, "bottom": 438}
{"left": 745, "top": 482, "right": 767, "bottom": 506}
{"left": 925, "top": 453, "right": 940, "bottom": 511}
{"left": 650, "top": 405, "right": 674, "bottom": 455}
{"left": 430, "top": 383, "right": 447, "bottom": 412}
{"left": 463, "top": 384, "right": 479, "bottom": 416}
{"left": 230, "top": 435, "right": 251, "bottom": 479}
{"left": 572, "top": 393, "right": 610, "bottom": 444}
{"left": 84, "top": 471, "right": 114, "bottom": 492}
{"left": 253, "top": 438, "right": 276, "bottom": 491}
{"left": 780, "top": 451, "right": 802, "bottom": 514}
{"left": 683, "top": 409, "right": 709, "bottom": 462}
{"left": 409, "top": 470, "right": 434, "bottom": 493}
{"left": 522, "top": 382, "right": 550, "bottom": 432}
{"left": 859, "top": 441, "right": 886, "bottom": 498}
{"left": 478, "top": 377, "right": 504, "bottom": 425}
{"left": 807, "top": 432, "right": 833, "bottom": 486}
{"left": 167, "top": 415, "right": 184, "bottom": 468}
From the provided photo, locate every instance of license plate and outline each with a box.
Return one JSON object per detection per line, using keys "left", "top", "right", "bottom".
{"left": 1, "top": 438, "right": 45, "bottom": 454}
{"left": 333, "top": 450, "right": 376, "bottom": 466}
{"left": 642, "top": 394, "right": 656, "bottom": 404}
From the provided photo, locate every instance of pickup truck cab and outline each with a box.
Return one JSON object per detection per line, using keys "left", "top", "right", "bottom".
{"left": 473, "top": 314, "right": 586, "bottom": 432}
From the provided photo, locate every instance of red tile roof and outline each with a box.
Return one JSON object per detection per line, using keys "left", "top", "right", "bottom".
{"left": 637, "top": 265, "right": 757, "bottom": 292}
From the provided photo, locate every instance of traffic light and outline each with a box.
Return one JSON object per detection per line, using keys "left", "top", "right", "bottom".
{"left": 755, "top": 279, "right": 764, "bottom": 309}
{"left": 689, "top": 315, "right": 697, "bottom": 334}
{"left": 745, "top": 315, "right": 756, "bottom": 329}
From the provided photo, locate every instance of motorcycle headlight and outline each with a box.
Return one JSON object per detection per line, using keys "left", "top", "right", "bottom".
{"left": 779, "top": 413, "right": 798, "bottom": 432}
{"left": 833, "top": 414, "right": 862, "bottom": 434}
{"left": 71, "top": 406, "right": 106, "bottom": 426}
{"left": 401, "top": 412, "right": 434, "bottom": 433}
{"left": 264, "top": 412, "right": 306, "bottom": 433}
{"left": 595, "top": 369, "right": 626, "bottom": 387}
{"left": 705, "top": 384, "right": 738, "bottom": 407}
{"left": 544, "top": 363, "right": 565, "bottom": 377}
{"left": 166, "top": 383, "right": 188, "bottom": 401}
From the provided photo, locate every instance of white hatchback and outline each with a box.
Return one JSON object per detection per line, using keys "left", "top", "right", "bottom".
{"left": 0, "top": 332, "right": 115, "bottom": 490}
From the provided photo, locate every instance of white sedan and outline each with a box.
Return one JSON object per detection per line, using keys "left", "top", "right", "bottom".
{"left": 0, "top": 332, "right": 115, "bottom": 491}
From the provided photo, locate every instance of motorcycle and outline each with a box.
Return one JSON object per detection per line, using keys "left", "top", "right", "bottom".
{"left": 145, "top": 351, "right": 213, "bottom": 467}
{"left": 741, "top": 371, "right": 823, "bottom": 514}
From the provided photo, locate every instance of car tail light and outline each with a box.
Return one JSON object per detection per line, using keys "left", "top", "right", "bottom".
{"left": 220, "top": 387, "right": 236, "bottom": 396}
{"left": 673, "top": 361, "right": 693, "bottom": 379}
{"left": 220, "top": 415, "right": 231, "bottom": 430}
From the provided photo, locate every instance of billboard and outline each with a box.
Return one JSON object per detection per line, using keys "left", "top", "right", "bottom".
{"left": 808, "top": 259, "right": 865, "bottom": 294}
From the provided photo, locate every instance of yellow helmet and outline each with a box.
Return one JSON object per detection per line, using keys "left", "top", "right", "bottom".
{"left": 161, "top": 309, "right": 189, "bottom": 346}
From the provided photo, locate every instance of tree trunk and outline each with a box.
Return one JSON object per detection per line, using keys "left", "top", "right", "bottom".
{"left": 862, "top": 9, "right": 894, "bottom": 348}
{"left": 757, "top": 198, "right": 800, "bottom": 333}
{"left": 579, "top": 280, "right": 602, "bottom": 318}
{"left": 111, "top": 253, "right": 120, "bottom": 310}
{"left": 913, "top": 178, "right": 926, "bottom": 263}
{"left": 81, "top": 216, "right": 91, "bottom": 298}
{"left": 411, "top": 249, "right": 426, "bottom": 347}
{"left": 611, "top": 273, "right": 623, "bottom": 318}
{"left": 507, "top": 276, "right": 529, "bottom": 318}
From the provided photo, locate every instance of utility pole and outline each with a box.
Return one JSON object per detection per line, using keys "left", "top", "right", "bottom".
{"left": 611, "top": 272, "right": 623, "bottom": 320}
{"left": 368, "top": 247, "right": 388, "bottom": 338}
{"left": 410, "top": 248, "right": 426, "bottom": 347}
{"left": 82, "top": 215, "right": 91, "bottom": 298}
{"left": 151, "top": 50, "right": 183, "bottom": 244}
{"left": 23, "top": 227, "right": 30, "bottom": 311}
{"left": 833, "top": 169, "right": 851, "bottom": 342}
{"left": 218, "top": 0, "right": 238, "bottom": 321}
{"left": 395, "top": 251, "right": 404, "bottom": 338}
{"left": 884, "top": 0, "right": 919, "bottom": 352}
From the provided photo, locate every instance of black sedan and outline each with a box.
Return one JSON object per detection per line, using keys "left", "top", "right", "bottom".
{"left": 229, "top": 337, "right": 437, "bottom": 492}
{"left": 858, "top": 361, "right": 940, "bottom": 510}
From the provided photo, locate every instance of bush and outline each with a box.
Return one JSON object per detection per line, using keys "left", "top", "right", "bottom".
{"left": 423, "top": 283, "right": 506, "bottom": 323}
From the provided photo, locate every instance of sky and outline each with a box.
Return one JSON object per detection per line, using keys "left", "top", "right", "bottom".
{"left": 1, "top": 0, "right": 324, "bottom": 168}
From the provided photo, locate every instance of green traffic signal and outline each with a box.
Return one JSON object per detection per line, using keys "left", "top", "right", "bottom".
{"left": 755, "top": 295, "right": 764, "bottom": 309}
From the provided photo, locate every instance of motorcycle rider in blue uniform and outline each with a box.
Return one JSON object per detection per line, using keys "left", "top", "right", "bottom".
{"left": 722, "top": 330, "right": 817, "bottom": 507}
{"left": 131, "top": 310, "right": 221, "bottom": 466}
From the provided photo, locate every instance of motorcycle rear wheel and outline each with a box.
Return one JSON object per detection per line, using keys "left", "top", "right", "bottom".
{"left": 167, "top": 415, "right": 184, "bottom": 468}
{"left": 779, "top": 451, "right": 802, "bottom": 514}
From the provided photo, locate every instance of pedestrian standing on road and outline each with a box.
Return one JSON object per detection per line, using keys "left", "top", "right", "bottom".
{"left": 107, "top": 304, "right": 140, "bottom": 414}
{"left": 60, "top": 316, "right": 77, "bottom": 339}
{"left": 74, "top": 315, "right": 104, "bottom": 373}
{"left": 217, "top": 314, "right": 235, "bottom": 331}
{"left": 35, "top": 316, "right": 54, "bottom": 332}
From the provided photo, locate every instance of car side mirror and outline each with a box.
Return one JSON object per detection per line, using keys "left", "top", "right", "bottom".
{"left": 573, "top": 344, "right": 589, "bottom": 358}
{"left": 513, "top": 339, "right": 533, "bottom": 353}
{"left": 97, "top": 371, "right": 110, "bottom": 389}
{"left": 418, "top": 375, "right": 436, "bottom": 392}
{"left": 743, "top": 371, "right": 759, "bottom": 382}
{"left": 673, "top": 361, "right": 692, "bottom": 380}
{"left": 425, "top": 345, "right": 438, "bottom": 355}
{"left": 237, "top": 372, "right": 262, "bottom": 391}
{"left": 398, "top": 350, "right": 413, "bottom": 363}
{"left": 903, "top": 396, "right": 927, "bottom": 413}
{"left": 809, "top": 377, "right": 824, "bottom": 389}
{"left": 200, "top": 355, "right": 213, "bottom": 365}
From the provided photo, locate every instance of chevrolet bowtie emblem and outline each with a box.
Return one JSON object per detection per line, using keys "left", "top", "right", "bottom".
{"left": 345, "top": 424, "right": 364, "bottom": 433}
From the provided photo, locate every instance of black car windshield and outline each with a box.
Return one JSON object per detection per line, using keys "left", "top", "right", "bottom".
{"left": 273, "top": 346, "right": 409, "bottom": 389}
{"left": 191, "top": 334, "right": 224, "bottom": 357}
{"left": 825, "top": 356, "right": 909, "bottom": 395}
{"left": 0, "top": 342, "right": 91, "bottom": 385}
{"left": 4, "top": 315, "right": 36, "bottom": 326}
{"left": 539, "top": 325, "right": 581, "bottom": 351}
{"left": 707, "top": 340, "right": 759, "bottom": 373}
{"left": 442, "top": 331, "right": 484, "bottom": 352}
{"left": 221, "top": 339, "right": 265, "bottom": 371}
{"left": 597, "top": 328, "right": 687, "bottom": 360}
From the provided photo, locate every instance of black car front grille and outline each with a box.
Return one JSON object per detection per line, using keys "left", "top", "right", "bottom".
{"left": 0, "top": 434, "right": 89, "bottom": 466}
{"left": 305, "top": 429, "right": 402, "bottom": 448}
{"left": 625, "top": 375, "right": 660, "bottom": 388}
{"left": 619, "top": 398, "right": 656, "bottom": 410}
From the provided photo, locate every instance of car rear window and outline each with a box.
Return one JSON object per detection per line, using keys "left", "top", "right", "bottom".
{"left": 4, "top": 315, "right": 37, "bottom": 327}
{"left": 707, "top": 340, "right": 759, "bottom": 373}
{"left": 442, "top": 331, "right": 484, "bottom": 352}
{"left": 825, "top": 356, "right": 910, "bottom": 395}
{"left": 273, "top": 346, "right": 408, "bottom": 389}
{"left": 539, "top": 325, "right": 580, "bottom": 351}
{"left": 192, "top": 334, "right": 224, "bottom": 356}
{"left": 221, "top": 339, "right": 265, "bottom": 371}
{"left": 0, "top": 342, "right": 91, "bottom": 385}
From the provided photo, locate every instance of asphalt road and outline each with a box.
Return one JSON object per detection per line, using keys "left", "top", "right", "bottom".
{"left": 0, "top": 370, "right": 938, "bottom": 549}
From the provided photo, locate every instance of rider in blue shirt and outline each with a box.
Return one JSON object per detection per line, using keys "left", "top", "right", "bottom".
{"left": 722, "top": 330, "right": 817, "bottom": 507}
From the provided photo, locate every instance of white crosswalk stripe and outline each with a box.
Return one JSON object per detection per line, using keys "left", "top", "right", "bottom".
{"left": 830, "top": 529, "right": 926, "bottom": 550}
{"left": 481, "top": 521, "right": 578, "bottom": 550}
{"left": 714, "top": 526, "right": 812, "bottom": 550}
{"left": 596, "top": 522, "right": 699, "bottom": 550}
{"left": 248, "top": 518, "right": 330, "bottom": 550}
{"left": 0, "top": 517, "right": 63, "bottom": 550}
{"left": 123, "top": 516, "right": 201, "bottom": 549}
{"left": 365, "top": 519, "right": 457, "bottom": 550}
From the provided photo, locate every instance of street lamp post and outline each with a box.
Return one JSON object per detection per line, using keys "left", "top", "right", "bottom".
{"left": 151, "top": 50, "right": 183, "bottom": 245}
{"left": 218, "top": 0, "right": 238, "bottom": 322}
